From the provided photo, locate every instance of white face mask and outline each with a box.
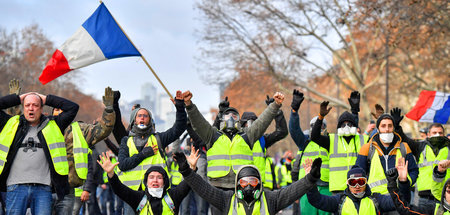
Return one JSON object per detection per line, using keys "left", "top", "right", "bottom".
{"left": 379, "top": 133, "right": 394, "bottom": 143}
{"left": 137, "top": 124, "right": 148, "bottom": 129}
{"left": 147, "top": 187, "right": 164, "bottom": 198}
{"left": 337, "top": 125, "right": 357, "bottom": 136}
{"left": 352, "top": 191, "right": 365, "bottom": 199}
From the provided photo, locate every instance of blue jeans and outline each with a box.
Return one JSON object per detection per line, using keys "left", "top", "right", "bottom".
{"left": 53, "top": 187, "right": 75, "bottom": 215}
{"left": 6, "top": 184, "right": 53, "bottom": 215}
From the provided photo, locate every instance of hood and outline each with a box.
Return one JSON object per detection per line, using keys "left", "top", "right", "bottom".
{"left": 143, "top": 166, "right": 170, "bottom": 192}
{"left": 234, "top": 165, "right": 263, "bottom": 201}
{"left": 440, "top": 178, "right": 450, "bottom": 210}
{"left": 337, "top": 111, "right": 357, "bottom": 129}
{"left": 128, "top": 107, "right": 154, "bottom": 131}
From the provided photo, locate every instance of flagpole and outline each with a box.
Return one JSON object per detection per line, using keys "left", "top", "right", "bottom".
{"left": 107, "top": 5, "right": 173, "bottom": 100}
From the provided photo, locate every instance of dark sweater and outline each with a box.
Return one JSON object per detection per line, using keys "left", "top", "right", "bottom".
{"left": 179, "top": 165, "right": 317, "bottom": 215}
{"left": 117, "top": 101, "right": 187, "bottom": 171}
{"left": 108, "top": 173, "right": 190, "bottom": 214}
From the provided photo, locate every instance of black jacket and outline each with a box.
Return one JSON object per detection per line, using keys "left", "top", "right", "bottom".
{"left": 0, "top": 94, "right": 79, "bottom": 199}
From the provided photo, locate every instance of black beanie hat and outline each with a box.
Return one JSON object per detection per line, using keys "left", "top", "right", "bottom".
{"left": 337, "top": 111, "right": 357, "bottom": 128}
{"left": 376, "top": 114, "right": 394, "bottom": 129}
{"left": 143, "top": 166, "right": 170, "bottom": 191}
{"left": 241, "top": 112, "right": 258, "bottom": 122}
{"left": 347, "top": 166, "right": 367, "bottom": 179}
{"left": 237, "top": 166, "right": 260, "bottom": 180}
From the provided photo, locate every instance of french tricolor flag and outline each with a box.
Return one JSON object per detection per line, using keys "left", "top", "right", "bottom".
{"left": 406, "top": 90, "right": 450, "bottom": 124}
{"left": 39, "top": 3, "right": 141, "bottom": 85}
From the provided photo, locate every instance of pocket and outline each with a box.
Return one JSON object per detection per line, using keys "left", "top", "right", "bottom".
{"left": 7, "top": 184, "right": 18, "bottom": 192}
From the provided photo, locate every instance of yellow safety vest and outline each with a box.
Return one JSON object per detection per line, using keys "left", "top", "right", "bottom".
{"left": 170, "top": 162, "right": 182, "bottom": 186}
{"left": 207, "top": 134, "right": 253, "bottom": 178}
{"left": 252, "top": 138, "right": 266, "bottom": 182}
{"left": 367, "top": 145, "right": 403, "bottom": 194}
{"left": 298, "top": 141, "right": 330, "bottom": 182}
{"left": 228, "top": 193, "right": 269, "bottom": 215}
{"left": 340, "top": 196, "right": 377, "bottom": 215}
{"left": 329, "top": 134, "right": 368, "bottom": 192}
{"left": 0, "top": 116, "right": 68, "bottom": 175}
{"left": 263, "top": 158, "right": 274, "bottom": 190}
{"left": 139, "top": 194, "right": 175, "bottom": 215}
{"left": 417, "top": 145, "right": 440, "bottom": 192}
{"left": 275, "top": 164, "right": 290, "bottom": 187}
{"left": 121, "top": 135, "right": 168, "bottom": 190}
{"left": 72, "top": 122, "right": 90, "bottom": 180}
{"left": 435, "top": 203, "right": 450, "bottom": 215}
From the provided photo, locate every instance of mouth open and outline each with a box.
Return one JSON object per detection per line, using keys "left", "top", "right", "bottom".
{"left": 151, "top": 184, "right": 159, "bottom": 188}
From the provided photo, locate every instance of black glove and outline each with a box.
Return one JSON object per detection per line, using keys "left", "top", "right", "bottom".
{"left": 174, "top": 152, "right": 190, "bottom": 173}
{"left": 218, "top": 97, "right": 229, "bottom": 113}
{"left": 319, "top": 101, "right": 332, "bottom": 117}
{"left": 175, "top": 98, "right": 185, "bottom": 111}
{"left": 306, "top": 158, "right": 322, "bottom": 182}
{"left": 265, "top": 95, "right": 275, "bottom": 106}
{"left": 141, "top": 146, "right": 155, "bottom": 157}
{"left": 386, "top": 168, "right": 398, "bottom": 189}
{"left": 348, "top": 91, "right": 360, "bottom": 113}
{"left": 113, "top": 90, "right": 121, "bottom": 106}
{"left": 390, "top": 107, "right": 403, "bottom": 128}
{"left": 291, "top": 89, "right": 304, "bottom": 112}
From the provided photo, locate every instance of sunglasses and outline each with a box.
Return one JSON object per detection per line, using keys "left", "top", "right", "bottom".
{"left": 347, "top": 177, "right": 367, "bottom": 188}
{"left": 239, "top": 176, "right": 259, "bottom": 188}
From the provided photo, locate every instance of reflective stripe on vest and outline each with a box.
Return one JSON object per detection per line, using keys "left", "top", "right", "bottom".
{"left": 298, "top": 140, "right": 330, "bottom": 182}
{"left": 72, "top": 122, "right": 90, "bottom": 180}
{"left": 329, "top": 134, "right": 367, "bottom": 192}
{"left": 228, "top": 193, "right": 268, "bottom": 215}
{"left": 263, "top": 158, "right": 274, "bottom": 190}
{"left": 207, "top": 134, "right": 253, "bottom": 178}
{"left": 340, "top": 196, "right": 377, "bottom": 215}
{"left": 121, "top": 135, "right": 168, "bottom": 190}
{"left": 0, "top": 116, "right": 20, "bottom": 175}
{"left": 42, "top": 120, "right": 70, "bottom": 175}
{"left": 435, "top": 203, "right": 450, "bottom": 215}
{"left": 417, "top": 145, "right": 440, "bottom": 192}
{"left": 139, "top": 194, "right": 175, "bottom": 214}
{"left": 170, "top": 162, "right": 182, "bottom": 186}
{"left": 252, "top": 138, "right": 266, "bottom": 182}
{"left": 74, "top": 186, "right": 83, "bottom": 197}
{"left": 367, "top": 146, "right": 403, "bottom": 194}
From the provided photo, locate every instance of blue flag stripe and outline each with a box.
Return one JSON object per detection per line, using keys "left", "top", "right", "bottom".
{"left": 434, "top": 96, "right": 450, "bottom": 124}
{"left": 82, "top": 3, "right": 141, "bottom": 59}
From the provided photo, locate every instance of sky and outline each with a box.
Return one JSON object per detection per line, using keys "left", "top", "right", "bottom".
{"left": 0, "top": 0, "right": 220, "bottom": 112}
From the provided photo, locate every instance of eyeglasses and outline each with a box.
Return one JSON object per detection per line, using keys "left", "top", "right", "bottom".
{"left": 239, "top": 176, "right": 259, "bottom": 188}
{"left": 223, "top": 112, "right": 239, "bottom": 121}
{"left": 347, "top": 177, "right": 367, "bottom": 188}
{"left": 137, "top": 114, "right": 149, "bottom": 118}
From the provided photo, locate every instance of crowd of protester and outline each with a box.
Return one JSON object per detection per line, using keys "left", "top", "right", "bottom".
{"left": 0, "top": 79, "right": 449, "bottom": 215}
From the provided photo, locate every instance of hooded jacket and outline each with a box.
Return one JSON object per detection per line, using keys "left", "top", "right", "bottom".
{"left": 179, "top": 163, "right": 317, "bottom": 215}
{"left": 108, "top": 166, "right": 190, "bottom": 215}
{"left": 387, "top": 169, "right": 449, "bottom": 215}
{"left": 307, "top": 179, "right": 403, "bottom": 213}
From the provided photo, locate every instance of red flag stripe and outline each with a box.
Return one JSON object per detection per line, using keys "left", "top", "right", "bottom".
{"left": 39, "top": 49, "right": 71, "bottom": 85}
{"left": 405, "top": 90, "right": 436, "bottom": 121}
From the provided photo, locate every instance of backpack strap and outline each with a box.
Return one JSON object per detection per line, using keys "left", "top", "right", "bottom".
{"left": 136, "top": 195, "right": 148, "bottom": 213}
{"left": 337, "top": 195, "right": 347, "bottom": 214}
{"left": 368, "top": 195, "right": 380, "bottom": 215}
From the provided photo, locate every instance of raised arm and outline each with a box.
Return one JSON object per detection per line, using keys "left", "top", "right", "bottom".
{"left": 157, "top": 91, "right": 187, "bottom": 149}
{"left": 174, "top": 152, "right": 232, "bottom": 212}
{"left": 246, "top": 92, "right": 284, "bottom": 144}
{"left": 310, "top": 101, "right": 332, "bottom": 151}
{"left": 183, "top": 91, "right": 218, "bottom": 148}
{"left": 46, "top": 94, "right": 79, "bottom": 131}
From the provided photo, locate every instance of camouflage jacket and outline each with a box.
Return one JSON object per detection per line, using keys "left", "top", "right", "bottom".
{"left": 65, "top": 107, "right": 115, "bottom": 188}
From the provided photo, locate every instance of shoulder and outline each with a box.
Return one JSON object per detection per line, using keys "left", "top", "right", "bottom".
{"left": 359, "top": 143, "right": 371, "bottom": 156}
